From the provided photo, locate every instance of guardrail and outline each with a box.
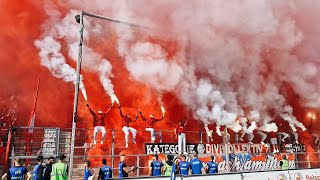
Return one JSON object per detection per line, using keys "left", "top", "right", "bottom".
{"left": 8, "top": 126, "right": 208, "bottom": 157}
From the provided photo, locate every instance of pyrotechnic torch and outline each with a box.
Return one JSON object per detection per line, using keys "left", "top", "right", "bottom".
{"left": 161, "top": 105, "right": 165, "bottom": 118}
{"left": 111, "top": 94, "right": 120, "bottom": 106}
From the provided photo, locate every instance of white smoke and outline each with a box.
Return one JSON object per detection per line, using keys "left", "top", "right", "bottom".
{"left": 260, "top": 122, "right": 278, "bottom": 132}
{"left": 124, "top": 42, "right": 184, "bottom": 92}
{"left": 34, "top": 36, "right": 87, "bottom": 101}
{"left": 216, "top": 126, "right": 222, "bottom": 136}
{"left": 226, "top": 121, "right": 242, "bottom": 133}
{"left": 35, "top": 0, "right": 320, "bottom": 131}
{"left": 35, "top": 7, "right": 119, "bottom": 104}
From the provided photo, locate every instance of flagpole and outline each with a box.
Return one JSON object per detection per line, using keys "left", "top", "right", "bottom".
{"left": 25, "top": 77, "right": 40, "bottom": 166}
{"left": 34, "top": 77, "right": 40, "bottom": 111}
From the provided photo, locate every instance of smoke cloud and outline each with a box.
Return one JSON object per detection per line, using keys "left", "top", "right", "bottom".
{"left": 2, "top": 0, "right": 320, "bottom": 134}
{"left": 34, "top": 36, "right": 88, "bottom": 101}
{"left": 35, "top": 7, "right": 119, "bottom": 104}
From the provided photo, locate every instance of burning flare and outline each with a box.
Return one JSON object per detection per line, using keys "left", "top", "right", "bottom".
{"left": 160, "top": 105, "right": 165, "bottom": 117}
{"left": 111, "top": 94, "right": 120, "bottom": 106}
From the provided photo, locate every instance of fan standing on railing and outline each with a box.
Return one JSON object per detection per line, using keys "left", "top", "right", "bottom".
{"left": 87, "top": 103, "right": 113, "bottom": 145}
{"left": 174, "top": 118, "right": 188, "bottom": 154}
{"left": 138, "top": 108, "right": 164, "bottom": 143}
{"left": 119, "top": 105, "right": 138, "bottom": 148}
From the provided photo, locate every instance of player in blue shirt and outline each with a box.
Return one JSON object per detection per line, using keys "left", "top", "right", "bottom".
{"left": 118, "top": 154, "right": 137, "bottom": 178}
{"left": 149, "top": 154, "right": 163, "bottom": 176}
{"left": 84, "top": 160, "right": 95, "bottom": 180}
{"left": 206, "top": 155, "right": 218, "bottom": 174}
{"left": 33, "top": 155, "right": 44, "bottom": 180}
{"left": 98, "top": 159, "right": 112, "bottom": 179}
{"left": 1, "top": 157, "right": 32, "bottom": 180}
{"left": 178, "top": 155, "right": 189, "bottom": 176}
{"left": 189, "top": 153, "right": 204, "bottom": 174}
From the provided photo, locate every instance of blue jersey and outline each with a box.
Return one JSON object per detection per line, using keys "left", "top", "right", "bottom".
{"left": 170, "top": 163, "right": 176, "bottom": 180}
{"left": 150, "top": 160, "right": 163, "bottom": 176}
{"left": 43, "top": 164, "right": 52, "bottom": 180}
{"left": 178, "top": 161, "right": 189, "bottom": 176}
{"left": 189, "top": 158, "right": 203, "bottom": 174}
{"left": 33, "top": 164, "right": 44, "bottom": 180}
{"left": 118, "top": 162, "right": 128, "bottom": 178}
{"left": 207, "top": 161, "right": 218, "bottom": 174}
{"left": 8, "top": 166, "right": 28, "bottom": 180}
{"left": 100, "top": 165, "right": 112, "bottom": 179}
{"left": 84, "top": 167, "right": 93, "bottom": 180}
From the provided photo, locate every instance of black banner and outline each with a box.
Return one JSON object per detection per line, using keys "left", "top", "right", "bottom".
{"left": 285, "top": 144, "right": 305, "bottom": 153}
{"left": 145, "top": 143, "right": 196, "bottom": 154}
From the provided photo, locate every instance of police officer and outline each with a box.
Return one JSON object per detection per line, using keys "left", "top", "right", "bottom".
{"left": 149, "top": 154, "right": 163, "bottom": 176}
{"left": 178, "top": 155, "right": 189, "bottom": 176}
{"left": 206, "top": 155, "right": 218, "bottom": 174}
{"left": 174, "top": 119, "right": 188, "bottom": 154}
{"left": 33, "top": 155, "right": 45, "bottom": 180}
{"left": 189, "top": 152, "right": 204, "bottom": 175}
{"left": 1, "top": 157, "right": 32, "bottom": 180}
{"left": 98, "top": 159, "right": 112, "bottom": 179}
{"left": 51, "top": 154, "right": 68, "bottom": 180}
{"left": 279, "top": 155, "right": 289, "bottom": 170}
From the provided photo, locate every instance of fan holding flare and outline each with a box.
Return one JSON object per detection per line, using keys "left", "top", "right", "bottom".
{"left": 87, "top": 102, "right": 113, "bottom": 145}
{"left": 138, "top": 107, "right": 164, "bottom": 143}
{"left": 119, "top": 105, "right": 138, "bottom": 148}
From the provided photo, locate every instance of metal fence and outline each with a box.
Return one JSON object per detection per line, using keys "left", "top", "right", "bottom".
{"left": 4, "top": 126, "right": 320, "bottom": 179}
{"left": 9, "top": 126, "right": 207, "bottom": 157}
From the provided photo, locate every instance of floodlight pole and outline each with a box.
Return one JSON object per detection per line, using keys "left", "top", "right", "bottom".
{"left": 224, "top": 126, "right": 230, "bottom": 172}
{"left": 69, "top": 11, "right": 84, "bottom": 180}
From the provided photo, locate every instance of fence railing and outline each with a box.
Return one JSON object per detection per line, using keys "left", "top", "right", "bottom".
{"left": 9, "top": 126, "right": 208, "bottom": 157}
{"left": 4, "top": 126, "right": 320, "bottom": 178}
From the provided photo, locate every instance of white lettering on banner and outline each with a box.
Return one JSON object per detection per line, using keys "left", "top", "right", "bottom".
{"left": 145, "top": 143, "right": 269, "bottom": 154}
{"left": 154, "top": 145, "right": 160, "bottom": 154}
{"left": 146, "top": 145, "right": 153, "bottom": 154}
{"left": 205, "top": 144, "right": 269, "bottom": 154}
{"left": 164, "top": 144, "right": 169, "bottom": 154}
{"left": 145, "top": 144, "right": 195, "bottom": 154}
{"left": 188, "top": 145, "right": 195, "bottom": 153}
{"left": 285, "top": 144, "right": 306, "bottom": 153}
{"left": 214, "top": 144, "right": 220, "bottom": 153}
{"left": 218, "top": 155, "right": 295, "bottom": 172}
{"left": 289, "top": 169, "right": 320, "bottom": 180}
{"left": 206, "top": 144, "right": 211, "bottom": 153}
{"left": 42, "top": 129, "right": 58, "bottom": 155}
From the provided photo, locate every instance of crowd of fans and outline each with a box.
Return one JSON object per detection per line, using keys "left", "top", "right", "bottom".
{"left": 0, "top": 91, "right": 19, "bottom": 173}
{"left": 0, "top": 92, "right": 19, "bottom": 142}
